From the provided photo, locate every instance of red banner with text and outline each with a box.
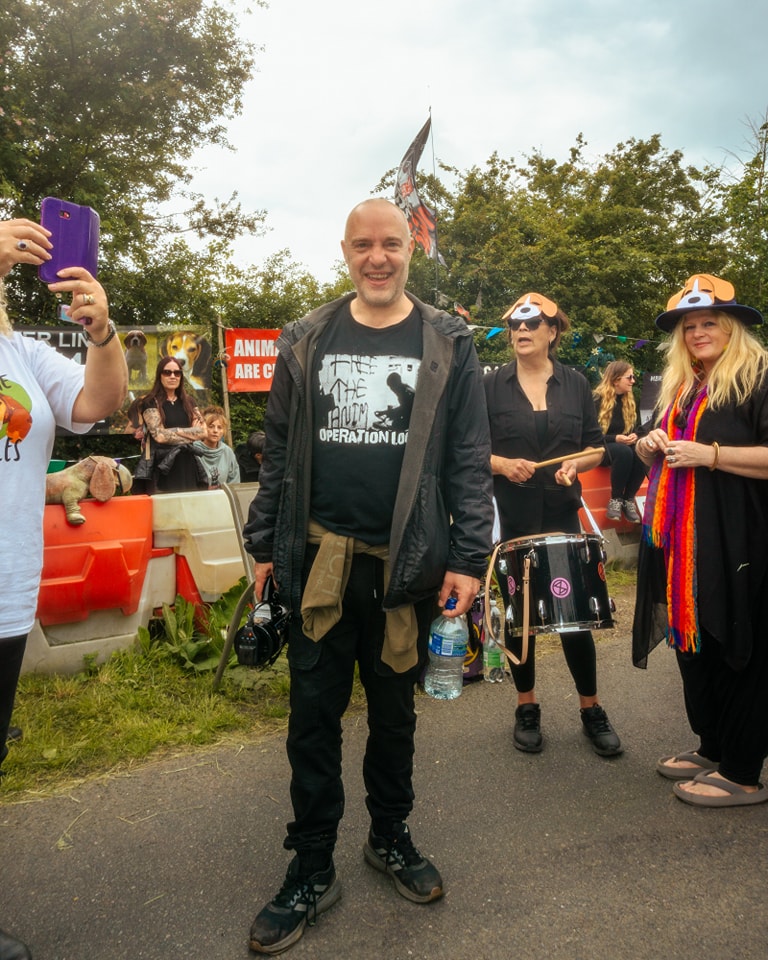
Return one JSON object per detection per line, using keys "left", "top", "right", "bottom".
{"left": 224, "top": 329, "right": 280, "bottom": 392}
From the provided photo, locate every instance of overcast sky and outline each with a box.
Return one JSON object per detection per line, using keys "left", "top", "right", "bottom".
{"left": 188, "top": 0, "right": 768, "bottom": 284}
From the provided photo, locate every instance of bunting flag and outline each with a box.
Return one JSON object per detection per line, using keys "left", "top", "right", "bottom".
{"left": 454, "top": 302, "right": 471, "bottom": 322}
{"left": 394, "top": 117, "right": 446, "bottom": 266}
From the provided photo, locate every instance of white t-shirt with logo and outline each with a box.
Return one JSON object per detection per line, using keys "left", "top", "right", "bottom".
{"left": 0, "top": 332, "right": 91, "bottom": 636}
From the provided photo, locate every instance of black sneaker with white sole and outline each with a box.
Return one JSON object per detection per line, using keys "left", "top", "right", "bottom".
{"left": 363, "top": 821, "right": 443, "bottom": 903}
{"left": 249, "top": 856, "right": 341, "bottom": 955}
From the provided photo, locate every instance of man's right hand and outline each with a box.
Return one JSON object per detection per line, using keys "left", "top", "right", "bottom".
{"left": 253, "top": 561, "right": 275, "bottom": 601}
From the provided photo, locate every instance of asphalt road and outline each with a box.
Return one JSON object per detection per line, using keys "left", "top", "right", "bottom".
{"left": 3, "top": 600, "right": 768, "bottom": 960}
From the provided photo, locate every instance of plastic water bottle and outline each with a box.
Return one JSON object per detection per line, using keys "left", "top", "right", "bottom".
{"left": 423, "top": 597, "right": 468, "bottom": 700}
{"left": 483, "top": 599, "right": 505, "bottom": 683}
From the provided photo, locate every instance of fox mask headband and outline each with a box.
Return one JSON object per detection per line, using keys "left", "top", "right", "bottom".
{"left": 655, "top": 274, "right": 763, "bottom": 332}
{"left": 503, "top": 293, "right": 561, "bottom": 326}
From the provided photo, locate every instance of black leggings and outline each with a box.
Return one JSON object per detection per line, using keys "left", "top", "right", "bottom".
{"left": 506, "top": 629, "right": 597, "bottom": 697}
{"left": 605, "top": 441, "right": 647, "bottom": 500}
{"left": 0, "top": 634, "right": 27, "bottom": 769}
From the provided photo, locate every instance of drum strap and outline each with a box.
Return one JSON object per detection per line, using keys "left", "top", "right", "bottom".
{"left": 484, "top": 544, "right": 530, "bottom": 667}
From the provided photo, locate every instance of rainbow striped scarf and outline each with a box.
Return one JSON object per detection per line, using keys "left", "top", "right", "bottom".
{"left": 642, "top": 384, "right": 708, "bottom": 654}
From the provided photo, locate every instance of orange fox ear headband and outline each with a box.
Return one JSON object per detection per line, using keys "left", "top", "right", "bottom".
{"left": 655, "top": 273, "right": 762, "bottom": 331}
{"left": 502, "top": 292, "right": 570, "bottom": 331}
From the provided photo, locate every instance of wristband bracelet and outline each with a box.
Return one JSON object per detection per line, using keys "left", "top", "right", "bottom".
{"left": 709, "top": 441, "right": 720, "bottom": 471}
{"left": 84, "top": 319, "right": 117, "bottom": 348}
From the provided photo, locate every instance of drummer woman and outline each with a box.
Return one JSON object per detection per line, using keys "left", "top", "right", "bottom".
{"left": 483, "top": 292, "right": 622, "bottom": 757}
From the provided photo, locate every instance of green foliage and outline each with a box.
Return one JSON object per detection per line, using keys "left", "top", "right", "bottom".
{"left": 3, "top": 1, "right": 768, "bottom": 384}
{"left": 370, "top": 131, "right": 763, "bottom": 378}
{"left": 0, "top": 0, "right": 264, "bottom": 324}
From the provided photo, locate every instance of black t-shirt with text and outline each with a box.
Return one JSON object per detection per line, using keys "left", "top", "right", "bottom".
{"left": 310, "top": 303, "right": 423, "bottom": 544}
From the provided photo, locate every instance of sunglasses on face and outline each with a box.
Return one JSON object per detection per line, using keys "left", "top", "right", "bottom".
{"left": 621, "top": 375, "right": 636, "bottom": 382}
{"left": 162, "top": 369, "right": 182, "bottom": 376}
{"left": 507, "top": 318, "right": 549, "bottom": 331}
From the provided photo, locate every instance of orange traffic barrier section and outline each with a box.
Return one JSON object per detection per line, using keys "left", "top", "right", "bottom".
{"left": 578, "top": 465, "right": 648, "bottom": 534}
{"left": 37, "top": 495, "right": 162, "bottom": 625}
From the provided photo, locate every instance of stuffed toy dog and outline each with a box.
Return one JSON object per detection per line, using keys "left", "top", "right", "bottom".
{"left": 45, "top": 456, "right": 133, "bottom": 525}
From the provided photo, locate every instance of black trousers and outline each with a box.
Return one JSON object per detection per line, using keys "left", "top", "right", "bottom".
{"left": 676, "top": 627, "right": 768, "bottom": 784}
{"left": 506, "top": 630, "right": 597, "bottom": 697}
{"left": 605, "top": 441, "right": 647, "bottom": 500}
{"left": 0, "top": 634, "right": 27, "bottom": 769}
{"left": 283, "top": 552, "right": 433, "bottom": 857}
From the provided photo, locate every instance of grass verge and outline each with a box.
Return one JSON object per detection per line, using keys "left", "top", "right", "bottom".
{"left": 1, "top": 639, "right": 297, "bottom": 801}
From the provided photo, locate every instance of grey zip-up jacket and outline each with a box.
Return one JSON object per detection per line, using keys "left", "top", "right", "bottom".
{"left": 243, "top": 292, "right": 494, "bottom": 618}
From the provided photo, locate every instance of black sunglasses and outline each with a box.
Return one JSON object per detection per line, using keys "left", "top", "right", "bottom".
{"left": 162, "top": 368, "right": 182, "bottom": 376}
{"left": 508, "top": 318, "right": 549, "bottom": 331}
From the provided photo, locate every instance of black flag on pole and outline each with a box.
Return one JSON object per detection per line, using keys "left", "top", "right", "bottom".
{"left": 394, "top": 117, "right": 446, "bottom": 266}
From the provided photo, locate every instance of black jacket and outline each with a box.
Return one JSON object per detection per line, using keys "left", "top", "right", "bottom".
{"left": 243, "top": 292, "right": 494, "bottom": 616}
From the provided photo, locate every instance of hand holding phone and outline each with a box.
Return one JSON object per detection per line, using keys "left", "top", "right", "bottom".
{"left": 47, "top": 267, "right": 109, "bottom": 329}
{"left": 38, "top": 197, "right": 99, "bottom": 284}
{"left": 0, "top": 218, "right": 52, "bottom": 277}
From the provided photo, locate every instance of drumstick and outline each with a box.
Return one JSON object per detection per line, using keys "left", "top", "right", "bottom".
{"left": 532, "top": 448, "right": 601, "bottom": 470}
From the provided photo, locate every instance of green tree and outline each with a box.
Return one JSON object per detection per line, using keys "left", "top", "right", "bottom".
{"left": 416, "top": 135, "right": 728, "bottom": 375}
{"left": 717, "top": 110, "right": 768, "bottom": 322}
{"left": 0, "top": 0, "right": 265, "bottom": 320}
{"left": 214, "top": 250, "right": 349, "bottom": 444}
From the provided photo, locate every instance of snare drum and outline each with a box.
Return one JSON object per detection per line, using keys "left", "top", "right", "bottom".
{"left": 495, "top": 533, "right": 614, "bottom": 638}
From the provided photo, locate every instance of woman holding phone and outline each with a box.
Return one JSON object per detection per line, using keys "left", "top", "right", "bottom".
{"left": 0, "top": 216, "right": 128, "bottom": 960}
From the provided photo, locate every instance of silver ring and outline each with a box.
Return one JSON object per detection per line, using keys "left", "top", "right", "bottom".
{"left": 667, "top": 456, "right": 676, "bottom": 464}
{"left": 15, "top": 240, "right": 28, "bottom": 251}
{"left": 82, "top": 293, "right": 96, "bottom": 305}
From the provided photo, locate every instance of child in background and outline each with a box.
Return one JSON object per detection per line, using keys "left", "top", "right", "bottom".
{"left": 236, "top": 429, "right": 265, "bottom": 483}
{"left": 194, "top": 406, "right": 241, "bottom": 488}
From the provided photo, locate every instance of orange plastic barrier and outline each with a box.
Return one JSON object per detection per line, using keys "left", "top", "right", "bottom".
{"left": 37, "top": 495, "right": 163, "bottom": 626}
{"left": 579, "top": 465, "right": 648, "bottom": 533}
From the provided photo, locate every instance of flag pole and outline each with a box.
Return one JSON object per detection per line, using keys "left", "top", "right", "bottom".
{"left": 427, "top": 107, "right": 440, "bottom": 306}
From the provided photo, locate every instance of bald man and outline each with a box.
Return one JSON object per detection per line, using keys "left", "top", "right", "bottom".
{"left": 243, "top": 199, "right": 493, "bottom": 955}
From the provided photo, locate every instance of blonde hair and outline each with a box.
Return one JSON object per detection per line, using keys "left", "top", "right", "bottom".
{"left": 656, "top": 310, "right": 768, "bottom": 416}
{"left": 0, "top": 279, "right": 13, "bottom": 337}
{"left": 593, "top": 360, "right": 637, "bottom": 434}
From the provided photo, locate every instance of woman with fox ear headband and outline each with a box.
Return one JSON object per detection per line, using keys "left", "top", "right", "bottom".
{"left": 483, "top": 292, "right": 621, "bottom": 759}
{"left": 633, "top": 274, "right": 768, "bottom": 808}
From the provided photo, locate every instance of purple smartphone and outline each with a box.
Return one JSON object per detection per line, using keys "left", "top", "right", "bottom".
{"left": 38, "top": 197, "right": 100, "bottom": 284}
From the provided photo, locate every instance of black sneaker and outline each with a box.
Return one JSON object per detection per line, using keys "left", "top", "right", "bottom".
{"left": 606, "top": 498, "right": 623, "bottom": 521}
{"left": 581, "top": 705, "right": 623, "bottom": 757}
{"left": 6, "top": 726, "right": 22, "bottom": 743}
{"left": 363, "top": 822, "right": 443, "bottom": 903}
{"left": 249, "top": 857, "right": 341, "bottom": 955}
{"left": 513, "top": 703, "right": 543, "bottom": 753}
